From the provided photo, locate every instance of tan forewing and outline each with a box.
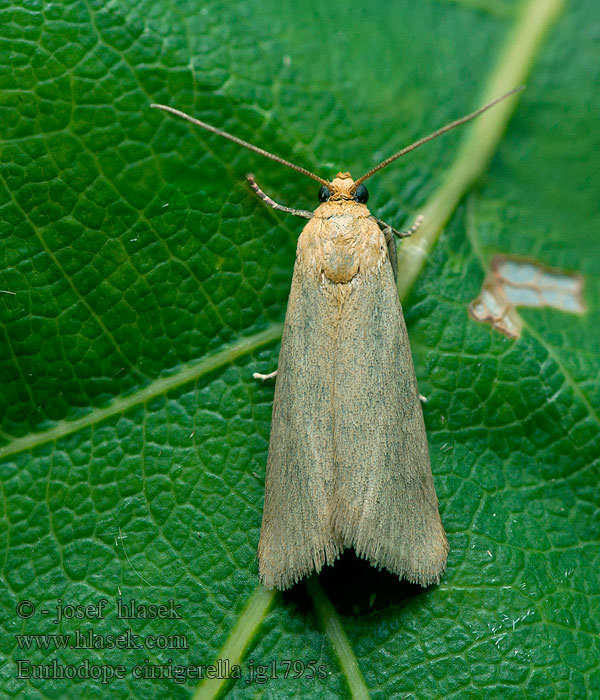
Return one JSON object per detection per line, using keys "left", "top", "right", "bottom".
{"left": 258, "top": 221, "right": 342, "bottom": 589}
{"left": 329, "top": 222, "right": 448, "bottom": 585}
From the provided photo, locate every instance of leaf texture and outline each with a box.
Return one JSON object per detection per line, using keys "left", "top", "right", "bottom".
{"left": 1, "top": 1, "right": 599, "bottom": 698}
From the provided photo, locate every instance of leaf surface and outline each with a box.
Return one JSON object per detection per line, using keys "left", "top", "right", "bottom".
{"left": 1, "top": 1, "right": 599, "bottom": 698}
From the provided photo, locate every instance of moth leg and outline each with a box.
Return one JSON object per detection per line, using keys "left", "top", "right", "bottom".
{"left": 253, "top": 370, "right": 277, "bottom": 381}
{"left": 374, "top": 215, "right": 425, "bottom": 280}
{"left": 374, "top": 214, "right": 424, "bottom": 239}
{"left": 247, "top": 174, "right": 313, "bottom": 219}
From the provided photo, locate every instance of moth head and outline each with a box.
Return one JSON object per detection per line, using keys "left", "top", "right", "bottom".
{"left": 319, "top": 172, "right": 369, "bottom": 204}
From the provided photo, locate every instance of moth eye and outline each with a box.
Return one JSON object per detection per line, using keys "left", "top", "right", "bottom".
{"left": 318, "top": 185, "right": 331, "bottom": 202}
{"left": 353, "top": 184, "right": 369, "bottom": 204}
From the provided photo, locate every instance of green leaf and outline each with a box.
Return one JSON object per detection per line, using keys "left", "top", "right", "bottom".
{"left": 1, "top": 0, "right": 599, "bottom": 699}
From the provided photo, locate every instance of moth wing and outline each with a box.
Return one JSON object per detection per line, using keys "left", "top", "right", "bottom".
{"left": 258, "top": 254, "right": 341, "bottom": 590}
{"left": 331, "top": 236, "right": 448, "bottom": 585}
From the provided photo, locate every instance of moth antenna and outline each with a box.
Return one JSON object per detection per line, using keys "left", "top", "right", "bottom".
{"left": 354, "top": 86, "right": 525, "bottom": 186}
{"left": 151, "top": 104, "right": 329, "bottom": 186}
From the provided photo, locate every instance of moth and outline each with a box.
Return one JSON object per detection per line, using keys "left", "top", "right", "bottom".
{"left": 152, "top": 87, "right": 522, "bottom": 590}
